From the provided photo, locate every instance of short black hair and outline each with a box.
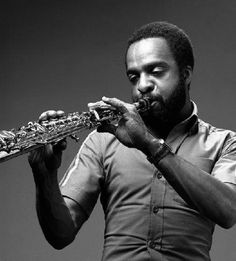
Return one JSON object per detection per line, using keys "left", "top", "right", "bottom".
{"left": 127, "top": 21, "right": 194, "bottom": 72}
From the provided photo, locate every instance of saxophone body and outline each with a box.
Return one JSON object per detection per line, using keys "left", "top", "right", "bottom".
{"left": 0, "top": 98, "right": 151, "bottom": 163}
{"left": 0, "top": 110, "right": 118, "bottom": 163}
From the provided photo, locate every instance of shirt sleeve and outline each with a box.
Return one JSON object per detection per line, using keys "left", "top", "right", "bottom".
{"left": 60, "top": 130, "right": 104, "bottom": 217}
{"left": 211, "top": 134, "right": 236, "bottom": 184}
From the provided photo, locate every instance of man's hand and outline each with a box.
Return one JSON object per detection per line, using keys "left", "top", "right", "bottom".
{"left": 88, "top": 97, "right": 154, "bottom": 154}
{"left": 28, "top": 110, "right": 67, "bottom": 181}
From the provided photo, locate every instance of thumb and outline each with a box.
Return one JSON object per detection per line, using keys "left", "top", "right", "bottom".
{"left": 97, "top": 122, "right": 117, "bottom": 135}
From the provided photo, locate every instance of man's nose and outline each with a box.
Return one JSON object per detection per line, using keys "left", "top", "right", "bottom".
{"left": 137, "top": 73, "right": 154, "bottom": 94}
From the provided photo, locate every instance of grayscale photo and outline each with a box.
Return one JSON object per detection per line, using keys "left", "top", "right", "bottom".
{"left": 1, "top": 1, "right": 236, "bottom": 260}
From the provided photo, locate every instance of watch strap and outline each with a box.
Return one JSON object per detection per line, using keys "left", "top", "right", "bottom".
{"left": 147, "top": 139, "right": 172, "bottom": 164}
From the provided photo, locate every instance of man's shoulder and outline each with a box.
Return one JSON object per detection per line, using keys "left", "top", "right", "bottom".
{"left": 197, "top": 118, "right": 236, "bottom": 141}
{"left": 82, "top": 130, "right": 118, "bottom": 148}
{"left": 85, "top": 130, "right": 116, "bottom": 141}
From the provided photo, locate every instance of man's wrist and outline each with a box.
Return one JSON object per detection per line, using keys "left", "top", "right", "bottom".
{"left": 146, "top": 138, "right": 172, "bottom": 164}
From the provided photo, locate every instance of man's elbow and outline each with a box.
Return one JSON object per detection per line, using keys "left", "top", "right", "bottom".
{"left": 223, "top": 220, "right": 236, "bottom": 229}
{"left": 47, "top": 234, "right": 76, "bottom": 250}
{"left": 218, "top": 212, "right": 236, "bottom": 229}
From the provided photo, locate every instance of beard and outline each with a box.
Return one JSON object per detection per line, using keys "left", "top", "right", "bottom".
{"left": 139, "top": 76, "right": 187, "bottom": 127}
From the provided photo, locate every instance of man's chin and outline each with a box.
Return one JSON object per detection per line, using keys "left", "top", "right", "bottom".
{"left": 140, "top": 106, "right": 168, "bottom": 125}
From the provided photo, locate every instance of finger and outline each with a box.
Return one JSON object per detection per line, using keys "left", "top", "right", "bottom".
{"left": 28, "top": 144, "right": 62, "bottom": 172}
{"left": 97, "top": 122, "right": 117, "bottom": 135}
{"left": 39, "top": 110, "right": 57, "bottom": 122}
{"left": 28, "top": 149, "right": 38, "bottom": 167}
{"left": 0, "top": 130, "right": 15, "bottom": 138}
{"left": 53, "top": 139, "right": 67, "bottom": 153}
{"left": 28, "top": 146, "right": 48, "bottom": 168}
{"left": 46, "top": 110, "right": 59, "bottom": 118}
{"left": 102, "top": 97, "right": 128, "bottom": 114}
{"left": 88, "top": 101, "right": 113, "bottom": 111}
{"left": 39, "top": 110, "right": 65, "bottom": 122}
{"left": 44, "top": 144, "right": 62, "bottom": 171}
{"left": 39, "top": 112, "right": 49, "bottom": 121}
{"left": 56, "top": 110, "right": 65, "bottom": 118}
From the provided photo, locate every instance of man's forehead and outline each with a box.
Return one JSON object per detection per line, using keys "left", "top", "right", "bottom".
{"left": 126, "top": 37, "right": 174, "bottom": 68}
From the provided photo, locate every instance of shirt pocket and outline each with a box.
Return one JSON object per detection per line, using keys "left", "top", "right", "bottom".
{"left": 169, "top": 157, "right": 214, "bottom": 206}
{"left": 184, "top": 156, "right": 214, "bottom": 173}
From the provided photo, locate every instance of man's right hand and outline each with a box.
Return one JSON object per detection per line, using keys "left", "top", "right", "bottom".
{"left": 28, "top": 110, "right": 67, "bottom": 181}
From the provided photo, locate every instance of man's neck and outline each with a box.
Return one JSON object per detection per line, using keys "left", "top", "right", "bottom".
{"left": 145, "top": 100, "right": 193, "bottom": 140}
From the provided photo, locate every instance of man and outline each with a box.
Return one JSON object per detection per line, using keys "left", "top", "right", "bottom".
{"left": 28, "top": 22, "right": 236, "bottom": 260}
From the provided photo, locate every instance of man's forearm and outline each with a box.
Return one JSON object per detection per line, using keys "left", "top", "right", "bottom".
{"left": 34, "top": 171, "right": 77, "bottom": 249}
{"left": 156, "top": 152, "right": 236, "bottom": 228}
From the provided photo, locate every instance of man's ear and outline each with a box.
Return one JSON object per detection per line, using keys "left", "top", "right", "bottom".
{"left": 183, "top": 66, "right": 193, "bottom": 89}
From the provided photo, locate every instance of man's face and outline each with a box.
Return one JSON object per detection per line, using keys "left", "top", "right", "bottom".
{"left": 126, "top": 37, "right": 188, "bottom": 124}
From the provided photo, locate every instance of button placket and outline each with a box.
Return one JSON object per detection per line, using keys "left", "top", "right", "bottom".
{"left": 147, "top": 168, "right": 166, "bottom": 253}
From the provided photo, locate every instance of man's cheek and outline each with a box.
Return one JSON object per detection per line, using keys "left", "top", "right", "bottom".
{"left": 131, "top": 89, "right": 140, "bottom": 101}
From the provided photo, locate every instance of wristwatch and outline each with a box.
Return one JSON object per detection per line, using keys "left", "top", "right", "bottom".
{"left": 146, "top": 139, "right": 172, "bottom": 164}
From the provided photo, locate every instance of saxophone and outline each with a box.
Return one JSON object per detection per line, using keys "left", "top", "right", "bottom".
{"left": 0, "top": 98, "right": 151, "bottom": 163}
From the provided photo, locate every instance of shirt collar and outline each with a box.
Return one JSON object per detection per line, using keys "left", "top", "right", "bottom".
{"left": 166, "top": 101, "right": 198, "bottom": 152}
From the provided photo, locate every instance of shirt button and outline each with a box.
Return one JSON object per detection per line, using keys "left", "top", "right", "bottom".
{"left": 153, "top": 206, "right": 159, "bottom": 214}
{"left": 156, "top": 172, "right": 162, "bottom": 179}
{"left": 148, "top": 241, "right": 156, "bottom": 249}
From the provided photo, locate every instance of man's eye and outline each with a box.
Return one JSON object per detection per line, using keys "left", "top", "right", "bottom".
{"left": 151, "top": 68, "right": 165, "bottom": 76}
{"left": 128, "top": 75, "right": 139, "bottom": 83}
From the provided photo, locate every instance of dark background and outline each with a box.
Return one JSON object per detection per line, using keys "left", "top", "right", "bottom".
{"left": 1, "top": 1, "right": 236, "bottom": 260}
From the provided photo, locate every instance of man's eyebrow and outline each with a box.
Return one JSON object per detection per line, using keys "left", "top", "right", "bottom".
{"left": 126, "top": 61, "right": 169, "bottom": 75}
{"left": 126, "top": 69, "right": 138, "bottom": 76}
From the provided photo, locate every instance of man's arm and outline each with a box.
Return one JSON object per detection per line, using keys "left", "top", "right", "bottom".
{"left": 97, "top": 97, "right": 236, "bottom": 229}
{"left": 32, "top": 158, "right": 87, "bottom": 249}
{"left": 156, "top": 152, "right": 236, "bottom": 228}
{"left": 28, "top": 111, "right": 88, "bottom": 249}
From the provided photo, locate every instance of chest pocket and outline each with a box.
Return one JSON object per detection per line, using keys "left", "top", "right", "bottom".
{"left": 166, "top": 157, "right": 214, "bottom": 206}
{"left": 184, "top": 156, "right": 214, "bottom": 173}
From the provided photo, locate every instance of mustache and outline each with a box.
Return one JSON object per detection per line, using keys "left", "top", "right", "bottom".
{"left": 139, "top": 95, "right": 164, "bottom": 105}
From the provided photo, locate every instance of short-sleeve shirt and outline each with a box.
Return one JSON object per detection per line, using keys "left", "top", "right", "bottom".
{"left": 60, "top": 103, "right": 236, "bottom": 261}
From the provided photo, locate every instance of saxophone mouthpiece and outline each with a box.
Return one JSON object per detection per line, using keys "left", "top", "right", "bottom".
{"left": 134, "top": 97, "right": 151, "bottom": 112}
